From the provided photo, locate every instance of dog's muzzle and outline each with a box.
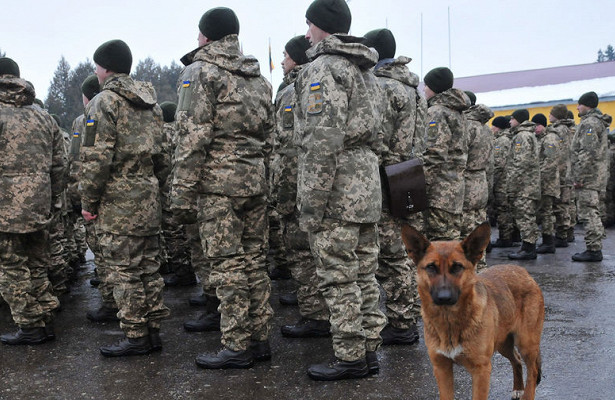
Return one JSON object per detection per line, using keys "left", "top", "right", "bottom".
{"left": 431, "top": 286, "right": 459, "bottom": 306}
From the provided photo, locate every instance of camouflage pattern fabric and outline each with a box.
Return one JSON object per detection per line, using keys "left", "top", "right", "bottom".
{"left": 100, "top": 233, "right": 169, "bottom": 337}
{"left": 186, "top": 223, "right": 215, "bottom": 298}
{"left": 538, "top": 195, "right": 556, "bottom": 236}
{"left": 576, "top": 189, "right": 604, "bottom": 251}
{"left": 550, "top": 119, "right": 575, "bottom": 240}
{"left": 605, "top": 142, "right": 615, "bottom": 226}
{"left": 537, "top": 127, "right": 561, "bottom": 198}
{"left": 85, "top": 221, "right": 116, "bottom": 307}
{"left": 512, "top": 197, "right": 539, "bottom": 244}
{"left": 493, "top": 129, "right": 514, "bottom": 240}
{"left": 48, "top": 208, "right": 69, "bottom": 294}
{"left": 172, "top": 35, "right": 274, "bottom": 351}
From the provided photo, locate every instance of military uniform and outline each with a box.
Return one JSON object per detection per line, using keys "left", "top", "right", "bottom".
{"left": 423, "top": 88, "right": 469, "bottom": 241}
{"left": 536, "top": 125, "right": 561, "bottom": 242}
{"left": 272, "top": 65, "right": 328, "bottom": 322}
{"left": 172, "top": 34, "right": 274, "bottom": 353}
{"left": 507, "top": 120, "right": 540, "bottom": 245}
{"left": 372, "top": 56, "right": 424, "bottom": 334}
{"left": 493, "top": 128, "right": 514, "bottom": 242}
{"left": 571, "top": 108, "right": 611, "bottom": 252}
{"left": 0, "top": 74, "right": 64, "bottom": 337}
{"left": 68, "top": 116, "right": 88, "bottom": 263}
{"left": 550, "top": 118, "right": 575, "bottom": 243}
{"left": 294, "top": 34, "right": 387, "bottom": 362}
{"left": 80, "top": 74, "right": 170, "bottom": 339}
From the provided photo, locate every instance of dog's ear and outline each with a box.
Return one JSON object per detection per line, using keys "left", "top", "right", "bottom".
{"left": 401, "top": 224, "right": 431, "bottom": 264}
{"left": 461, "top": 222, "right": 491, "bottom": 265}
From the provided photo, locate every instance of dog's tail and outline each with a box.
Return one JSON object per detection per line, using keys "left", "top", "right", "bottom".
{"left": 536, "top": 351, "right": 542, "bottom": 386}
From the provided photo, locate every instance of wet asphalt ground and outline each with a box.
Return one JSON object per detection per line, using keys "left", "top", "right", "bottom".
{"left": 1, "top": 225, "right": 614, "bottom": 400}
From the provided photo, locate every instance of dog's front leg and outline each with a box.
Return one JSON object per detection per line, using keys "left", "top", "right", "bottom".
{"left": 430, "top": 354, "right": 454, "bottom": 400}
{"left": 469, "top": 362, "right": 492, "bottom": 400}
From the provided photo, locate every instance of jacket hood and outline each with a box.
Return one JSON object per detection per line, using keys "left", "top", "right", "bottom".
{"left": 465, "top": 104, "right": 494, "bottom": 124}
{"left": 102, "top": 74, "right": 157, "bottom": 109}
{"left": 283, "top": 64, "right": 304, "bottom": 86}
{"left": 511, "top": 119, "right": 536, "bottom": 134}
{"left": 428, "top": 88, "right": 470, "bottom": 112}
{"left": 0, "top": 75, "right": 35, "bottom": 106}
{"left": 181, "top": 34, "right": 261, "bottom": 77}
{"left": 307, "top": 34, "right": 377, "bottom": 70}
{"left": 373, "top": 56, "right": 419, "bottom": 87}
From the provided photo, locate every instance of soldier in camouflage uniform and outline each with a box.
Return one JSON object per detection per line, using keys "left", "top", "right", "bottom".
{"left": 80, "top": 40, "right": 170, "bottom": 356}
{"left": 548, "top": 105, "right": 576, "bottom": 248}
{"left": 273, "top": 36, "right": 332, "bottom": 339}
{"left": 507, "top": 109, "right": 540, "bottom": 260}
{"left": 293, "top": 0, "right": 387, "bottom": 381}
{"left": 566, "top": 109, "right": 578, "bottom": 242}
{"left": 606, "top": 131, "right": 615, "bottom": 228}
{"left": 491, "top": 116, "right": 516, "bottom": 247}
{"left": 532, "top": 113, "right": 560, "bottom": 254}
{"left": 158, "top": 101, "right": 196, "bottom": 287}
{"left": 462, "top": 91, "right": 494, "bottom": 271}
{"left": 171, "top": 8, "right": 274, "bottom": 369}
{"left": 571, "top": 92, "right": 611, "bottom": 262}
{"left": 363, "top": 28, "right": 424, "bottom": 346}
{"left": 423, "top": 67, "right": 469, "bottom": 241}
{"left": 0, "top": 58, "right": 64, "bottom": 345}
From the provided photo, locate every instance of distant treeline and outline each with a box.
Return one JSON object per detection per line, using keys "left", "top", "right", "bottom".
{"left": 597, "top": 44, "right": 615, "bottom": 63}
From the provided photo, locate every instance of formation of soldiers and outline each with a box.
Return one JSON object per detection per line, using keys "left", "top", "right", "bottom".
{"left": 0, "top": 0, "right": 613, "bottom": 382}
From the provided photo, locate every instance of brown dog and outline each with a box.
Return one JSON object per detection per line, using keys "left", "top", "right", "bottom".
{"left": 401, "top": 222, "right": 544, "bottom": 400}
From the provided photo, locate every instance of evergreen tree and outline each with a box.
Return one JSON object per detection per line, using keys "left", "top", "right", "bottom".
{"left": 157, "top": 61, "right": 182, "bottom": 103}
{"left": 45, "top": 56, "right": 72, "bottom": 129}
{"left": 606, "top": 45, "right": 615, "bottom": 61}
{"left": 66, "top": 60, "right": 95, "bottom": 126}
{"left": 597, "top": 49, "right": 605, "bottom": 62}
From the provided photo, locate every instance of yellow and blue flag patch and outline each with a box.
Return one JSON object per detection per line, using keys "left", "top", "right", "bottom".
{"left": 182, "top": 80, "right": 191, "bottom": 88}
{"left": 310, "top": 82, "right": 321, "bottom": 91}
{"left": 86, "top": 119, "right": 95, "bottom": 127}
{"left": 284, "top": 106, "right": 293, "bottom": 112}
{"left": 428, "top": 121, "right": 437, "bottom": 127}
{"left": 73, "top": 132, "right": 80, "bottom": 138}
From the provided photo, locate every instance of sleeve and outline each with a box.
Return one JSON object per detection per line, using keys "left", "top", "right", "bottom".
{"left": 423, "top": 109, "right": 451, "bottom": 185}
{"left": 50, "top": 119, "right": 67, "bottom": 202}
{"left": 390, "top": 85, "right": 417, "bottom": 162}
{"left": 79, "top": 96, "right": 117, "bottom": 214}
{"left": 573, "top": 120, "right": 601, "bottom": 185}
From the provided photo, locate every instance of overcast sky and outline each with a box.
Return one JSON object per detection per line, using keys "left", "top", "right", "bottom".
{"left": 2, "top": 0, "right": 613, "bottom": 101}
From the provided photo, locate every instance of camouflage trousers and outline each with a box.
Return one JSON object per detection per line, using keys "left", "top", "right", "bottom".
{"left": 377, "top": 211, "right": 420, "bottom": 329}
{"left": 461, "top": 208, "right": 488, "bottom": 271}
{"left": 309, "top": 219, "right": 387, "bottom": 361}
{"left": 425, "top": 207, "right": 462, "bottom": 241}
{"left": 554, "top": 186, "right": 573, "bottom": 240}
{"left": 186, "top": 223, "right": 215, "bottom": 298}
{"left": 283, "top": 212, "right": 328, "bottom": 321}
{"left": 99, "top": 232, "right": 170, "bottom": 338}
{"left": 161, "top": 209, "right": 192, "bottom": 277}
{"left": 0, "top": 230, "right": 59, "bottom": 328}
{"left": 71, "top": 213, "right": 88, "bottom": 260}
{"left": 494, "top": 190, "right": 514, "bottom": 240}
{"left": 63, "top": 210, "right": 78, "bottom": 265}
{"left": 85, "top": 221, "right": 115, "bottom": 307}
{"left": 576, "top": 189, "right": 604, "bottom": 251}
{"left": 512, "top": 197, "right": 539, "bottom": 244}
{"left": 538, "top": 195, "right": 556, "bottom": 236}
{"left": 198, "top": 194, "right": 273, "bottom": 352}
{"left": 48, "top": 209, "right": 69, "bottom": 295}
{"left": 268, "top": 207, "right": 291, "bottom": 274}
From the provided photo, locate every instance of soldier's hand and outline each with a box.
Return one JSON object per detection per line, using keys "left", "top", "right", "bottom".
{"left": 82, "top": 209, "right": 98, "bottom": 221}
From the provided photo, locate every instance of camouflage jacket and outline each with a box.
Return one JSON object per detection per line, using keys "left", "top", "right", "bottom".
{"left": 294, "top": 34, "right": 382, "bottom": 231}
{"left": 463, "top": 104, "right": 494, "bottom": 210}
{"left": 549, "top": 119, "right": 575, "bottom": 186}
{"left": 172, "top": 34, "right": 274, "bottom": 220}
{"left": 493, "top": 128, "right": 513, "bottom": 194}
{"left": 0, "top": 75, "right": 66, "bottom": 233}
{"left": 424, "top": 88, "right": 470, "bottom": 214}
{"left": 271, "top": 66, "right": 303, "bottom": 216}
{"left": 80, "top": 74, "right": 165, "bottom": 236}
{"left": 67, "top": 114, "right": 85, "bottom": 207}
{"left": 537, "top": 128, "right": 561, "bottom": 198}
{"left": 372, "top": 56, "right": 427, "bottom": 165}
{"left": 571, "top": 108, "right": 611, "bottom": 191}
{"left": 507, "top": 120, "right": 540, "bottom": 200}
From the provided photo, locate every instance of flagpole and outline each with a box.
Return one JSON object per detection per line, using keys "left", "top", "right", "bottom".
{"left": 269, "top": 37, "right": 273, "bottom": 84}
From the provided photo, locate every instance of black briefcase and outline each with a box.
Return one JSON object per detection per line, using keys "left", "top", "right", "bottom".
{"left": 382, "top": 158, "right": 427, "bottom": 218}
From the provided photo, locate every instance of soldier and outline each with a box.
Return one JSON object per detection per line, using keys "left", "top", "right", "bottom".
{"left": 274, "top": 36, "right": 332, "bottom": 339}
{"left": 423, "top": 67, "right": 469, "bottom": 241}
{"left": 548, "top": 104, "right": 576, "bottom": 248}
{"left": 491, "top": 116, "right": 516, "bottom": 248}
{"left": 571, "top": 91, "right": 611, "bottom": 262}
{"left": 171, "top": 7, "right": 274, "bottom": 369}
{"left": 462, "top": 91, "right": 494, "bottom": 270}
{"left": 606, "top": 131, "right": 615, "bottom": 228}
{"left": 363, "top": 28, "right": 424, "bottom": 346}
{"left": 293, "top": 0, "right": 387, "bottom": 380}
{"left": 533, "top": 113, "right": 560, "bottom": 254}
{"left": 507, "top": 109, "right": 540, "bottom": 260}
{"left": 80, "top": 40, "right": 170, "bottom": 356}
{"left": 0, "top": 57, "right": 64, "bottom": 345}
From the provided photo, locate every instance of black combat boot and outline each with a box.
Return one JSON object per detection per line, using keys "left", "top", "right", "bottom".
{"left": 279, "top": 292, "right": 298, "bottom": 306}
{"left": 183, "top": 312, "right": 221, "bottom": 332}
{"left": 250, "top": 340, "right": 271, "bottom": 361}
{"left": 536, "top": 234, "right": 556, "bottom": 254}
{"left": 572, "top": 250, "right": 603, "bottom": 262}
{"left": 86, "top": 306, "right": 120, "bottom": 322}
{"left": 508, "top": 241, "right": 537, "bottom": 260}
{"left": 491, "top": 238, "right": 515, "bottom": 248}
{"left": 163, "top": 273, "right": 197, "bottom": 287}
{"left": 380, "top": 323, "right": 419, "bottom": 346}
{"left": 195, "top": 348, "right": 254, "bottom": 369}
{"left": 188, "top": 293, "right": 208, "bottom": 307}
{"left": 554, "top": 236, "right": 569, "bottom": 248}
{"left": 567, "top": 227, "right": 575, "bottom": 242}
{"left": 307, "top": 358, "right": 369, "bottom": 381}
{"left": 281, "top": 318, "right": 331, "bottom": 338}
{"left": 1, "top": 327, "right": 48, "bottom": 345}
{"left": 100, "top": 335, "right": 153, "bottom": 357}
{"left": 366, "top": 351, "right": 379, "bottom": 375}
{"left": 44, "top": 321, "right": 56, "bottom": 341}
{"left": 149, "top": 328, "right": 162, "bottom": 352}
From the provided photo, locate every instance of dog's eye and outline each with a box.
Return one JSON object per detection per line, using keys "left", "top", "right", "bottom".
{"left": 424, "top": 263, "right": 438, "bottom": 275}
{"left": 450, "top": 262, "right": 464, "bottom": 275}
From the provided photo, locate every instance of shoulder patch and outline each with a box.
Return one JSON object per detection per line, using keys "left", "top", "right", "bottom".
{"left": 310, "top": 82, "right": 321, "bottom": 91}
{"left": 307, "top": 82, "right": 323, "bottom": 115}
{"left": 428, "top": 121, "right": 437, "bottom": 127}
{"left": 182, "top": 80, "right": 191, "bottom": 88}
{"left": 586, "top": 128, "right": 592, "bottom": 135}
